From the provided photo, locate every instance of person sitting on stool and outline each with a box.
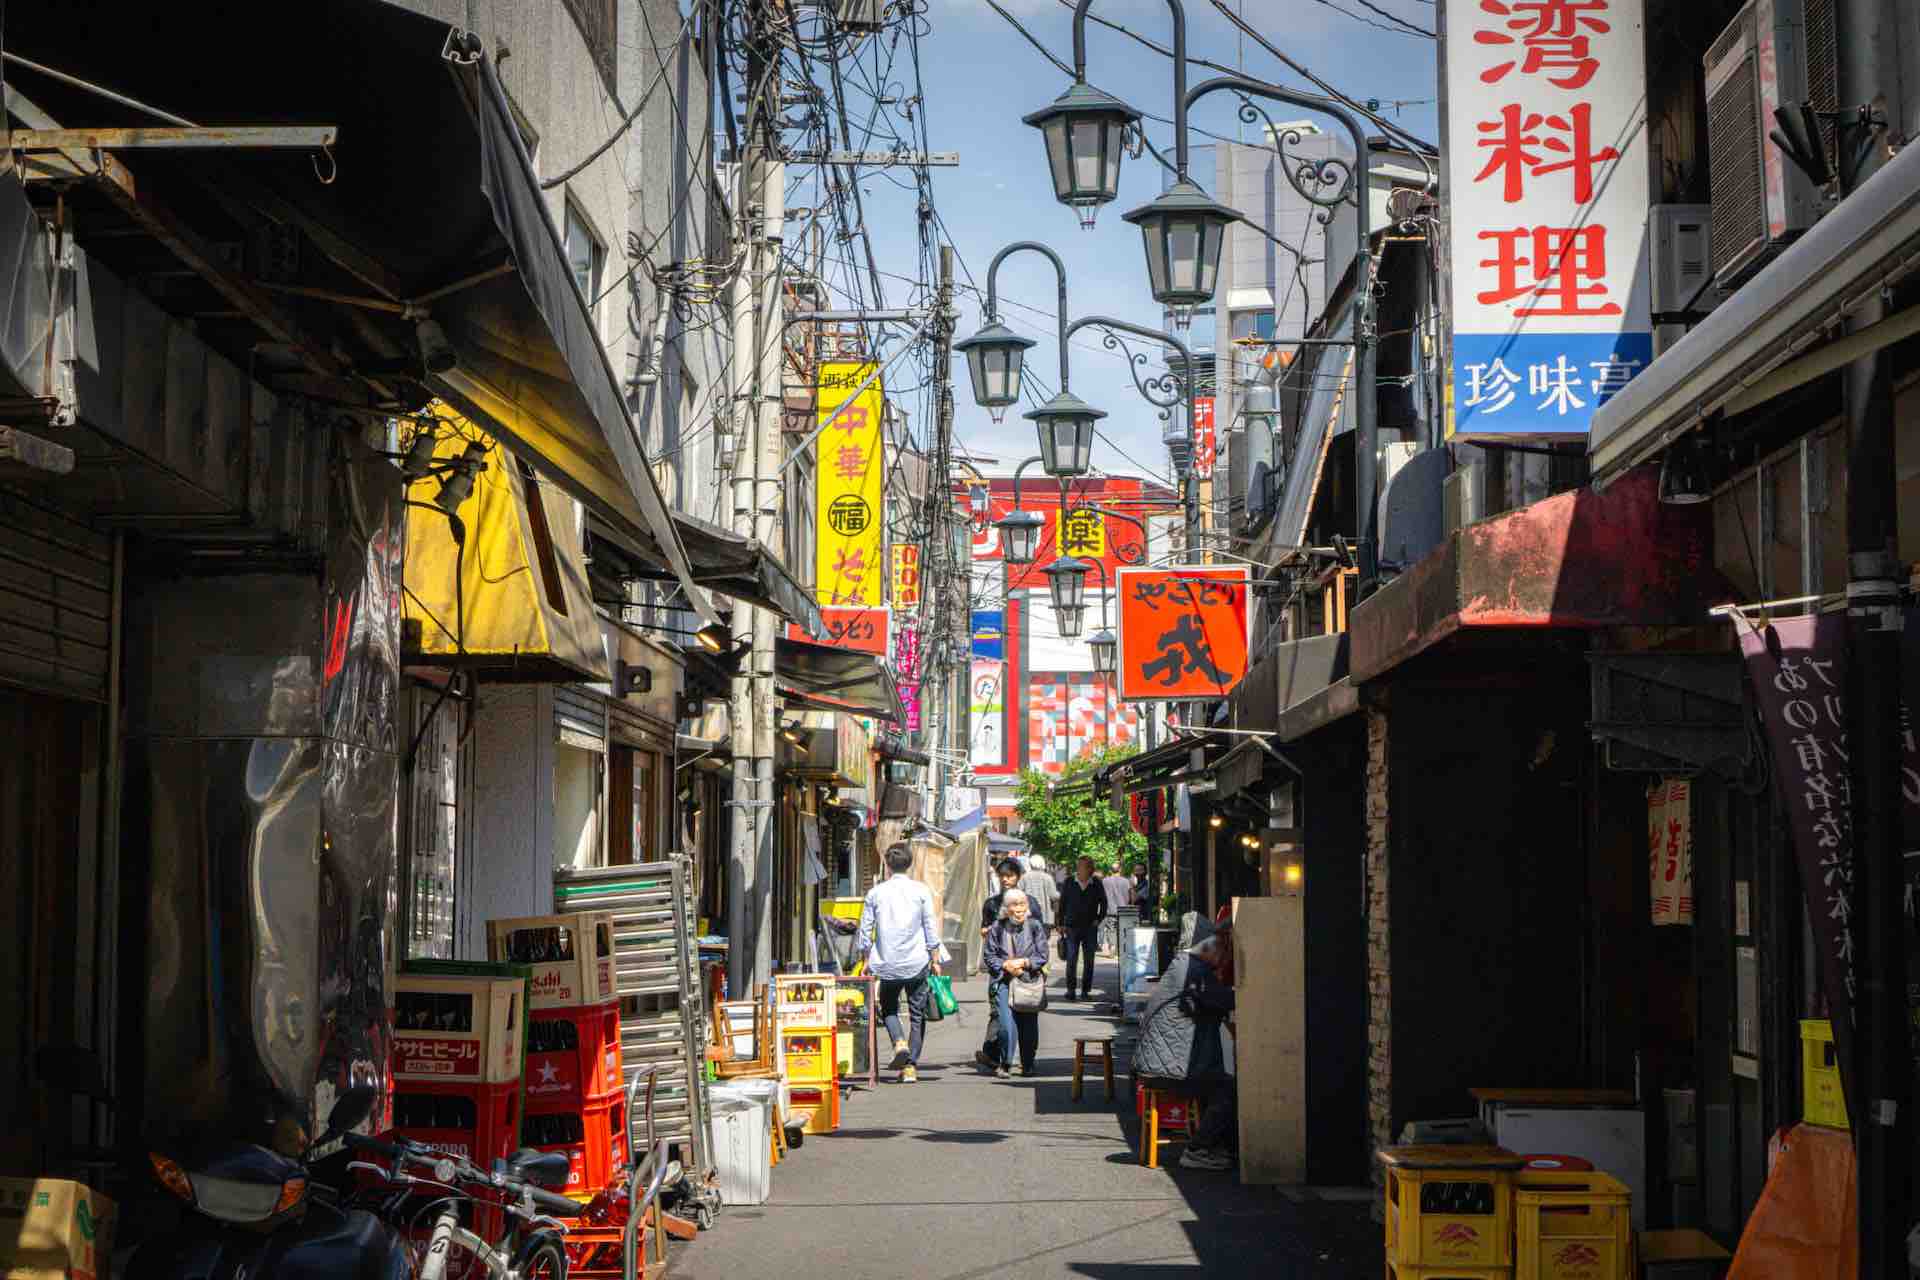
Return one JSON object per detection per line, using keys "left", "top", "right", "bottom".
{"left": 1131, "top": 921, "right": 1237, "bottom": 1170}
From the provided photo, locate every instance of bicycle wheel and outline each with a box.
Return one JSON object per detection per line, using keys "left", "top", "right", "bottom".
{"left": 513, "top": 1233, "right": 569, "bottom": 1280}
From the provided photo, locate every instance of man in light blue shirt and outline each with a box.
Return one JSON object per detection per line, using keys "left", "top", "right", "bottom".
{"left": 856, "top": 842, "right": 950, "bottom": 1081}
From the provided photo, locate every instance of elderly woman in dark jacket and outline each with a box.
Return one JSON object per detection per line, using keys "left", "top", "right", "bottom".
{"left": 983, "top": 889, "right": 1050, "bottom": 1077}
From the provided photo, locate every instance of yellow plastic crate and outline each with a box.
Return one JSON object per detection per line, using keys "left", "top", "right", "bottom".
{"left": 781, "top": 1030, "right": 835, "bottom": 1083}
{"left": 1515, "top": 1170, "right": 1631, "bottom": 1280}
{"left": 1801, "top": 1019, "right": 1848, "bottom": 1129}
{"left": 1386, "top": 1264, "right": 1514, "bottom": 1280}
{"left": 1381, "top": 1147, "right": 1520, "bottom": 1270}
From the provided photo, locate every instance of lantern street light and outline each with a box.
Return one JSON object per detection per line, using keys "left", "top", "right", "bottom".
{"left": 1055, "top": 603, "right": 1087, "bottom": 639}
{"left": 1029, "top": 392, "right": 1102, "bottom": 477}
{"left": 1089, "top": 627, "right": 1118, "bottom": 673}
{"left": 1020, "top": 81, "right": 1141, "bottom": 229}
{"left": 1045, "top": 556, "right": 1093, "bottom": 612}
{"left": 953, "top": 321, "right": 1035, "bottom": 424}
{"left": 992, "top": 455, "right": 1050, "bottom": 565}
{"left": 1031, "top": 0, "right": 1378, "bottom": 586}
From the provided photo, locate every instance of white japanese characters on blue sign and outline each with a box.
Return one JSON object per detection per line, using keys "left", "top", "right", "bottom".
{"left": 1446, "top": 0, "right": 1652, "bottom": 439}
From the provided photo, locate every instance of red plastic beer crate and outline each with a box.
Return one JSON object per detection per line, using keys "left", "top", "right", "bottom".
{"left": 525, "top": 1004, "right": 624, "bottom": 1110}
{"left": 392, "top": 975, "right": 526, "bottom": 1084}
{"left": 487, "top": 913, "right": 617, "bottom": 1010}
{"left": 388, "top": 1079, "right": 523, "bottom": 1169}
{"left": 526, "top": 1094, "right": 628, "bottom": 1201}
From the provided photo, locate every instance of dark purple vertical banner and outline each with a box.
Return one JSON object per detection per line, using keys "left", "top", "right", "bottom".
{"left": 1738, "top": 613, "right": 1859, "bottom": 1099}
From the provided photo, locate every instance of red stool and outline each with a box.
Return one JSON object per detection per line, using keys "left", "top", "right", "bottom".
{"left": 1136, "top": 1083, "right": 1201, "bottom": 1169}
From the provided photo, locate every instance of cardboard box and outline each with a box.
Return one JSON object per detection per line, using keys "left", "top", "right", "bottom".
{"left": 393, "top": 974, "right": 526, "bottom": 1083}
{"left": 486, "top": 913, "right": 617, "bottom": 1010}
{"left": 0, "top": 1179, "right": 114, "bottom": 1280}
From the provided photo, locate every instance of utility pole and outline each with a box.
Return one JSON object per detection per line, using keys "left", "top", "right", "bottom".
{"left": 1837, "top": 2, "right": 1907, "bottom": 1273}
{"left": 728, "top": 0, "right": 784, "bottom": 993}
{"left": 925, "top": 246, "right": 957, "bottom": 825}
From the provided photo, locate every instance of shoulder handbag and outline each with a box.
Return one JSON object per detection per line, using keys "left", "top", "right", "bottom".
{"left": 1008, "top": 925, "right": 1048, "bottom": 1012}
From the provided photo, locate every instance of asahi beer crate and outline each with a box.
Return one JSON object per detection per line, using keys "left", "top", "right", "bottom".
{"left": 773, "top": 973, "right": 836, "bottom": 1030}
{"left": 487, "top": 913, "right": 617, "bottom": 1010}
{"left": 0, "top": 1179, "right": 114, "bottom": 1280}
{"left": 393, "top": 974, "right": 525, "bottom": 1084}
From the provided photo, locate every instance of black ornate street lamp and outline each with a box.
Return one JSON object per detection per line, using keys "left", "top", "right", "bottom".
{"left": 1031, "top": 0, "right": 1380, "bottom": 584}
{"left": 953, "top": 320, "right": 1035, "bottom": 423}
{"left": 992, "top": 455, "right": 1050, "bottom": 565}
{"left": 1056, "top": 602, "right": 1087, "bottom": 639}
{"left": 1046, "top": 556, "right": 1093, "bottom": 612}
{"left": 1088, "top": 626, "right": 1118, "bottom": 673}
{"left": 1021, "top": 81, "right": 1141, "bottom": 229}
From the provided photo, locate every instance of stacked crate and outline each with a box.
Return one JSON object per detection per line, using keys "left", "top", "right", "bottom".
{"left": 390, "top": 974, "right": 528, "bottom": 1169}
{"left": 489, "top": 912, "right": 625, "bottom": 1201}
{"left": 1380, "top": 1145, "right": 1523, "bottom": 1280}
{"left": 775, "top": 974, "right": 840, "bottom": 1135}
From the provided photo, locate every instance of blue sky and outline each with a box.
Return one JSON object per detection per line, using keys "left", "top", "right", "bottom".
{"left": 830, "top": 0, "right": 1440, "bottom": 481}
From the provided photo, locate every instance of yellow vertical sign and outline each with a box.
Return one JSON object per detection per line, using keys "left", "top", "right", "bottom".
{"left": 814, "top": 362, "right": 885, "bottom": 606}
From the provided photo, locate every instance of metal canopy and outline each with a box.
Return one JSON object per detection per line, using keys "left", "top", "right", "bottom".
{"left": 592, "top": 510, "right": 823, "bottom": 634}
{"left": 1588, "top": 652, "right": 1751, "bottom": 776}
{"left": 774, "top": 637, "right": 904, "bottom": 723}
{"left": 3, "top": 0, "right": 709, "bottom": 614}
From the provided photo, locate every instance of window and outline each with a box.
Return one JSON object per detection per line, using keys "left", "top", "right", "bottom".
{"left": 564, "top": 202, "right": 606, "bottom": 308}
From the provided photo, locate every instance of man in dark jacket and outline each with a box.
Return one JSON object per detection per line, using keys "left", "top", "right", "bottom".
{"left": 1056, "top": 855, "right": 1108, "bottom": 1000}
{"left": 1133, "top": 924, "right": 1237, "bottom": 1171}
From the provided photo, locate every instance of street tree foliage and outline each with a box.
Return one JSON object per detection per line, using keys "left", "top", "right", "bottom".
{"left": 1013, "top": 745, "right": 1147, "bottom": 876}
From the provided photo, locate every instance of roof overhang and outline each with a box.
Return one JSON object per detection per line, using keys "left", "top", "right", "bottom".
{"left": 1589, "top": 139, "right": 1920, "bottom": 484}
{"left": 1349, "top": 465, "right": 1719, "bottom": 683}
{"left": 775, "top": 636, "right": 903, "bottom": 724}
{"left": 1227, "top": 632, "right": 1350, "bottom": 735}
{"left": 2, "top": 1, "right": 712, "bottom": 615}
{"left": 591, "top": 510, "right": 823, "bottom": 633}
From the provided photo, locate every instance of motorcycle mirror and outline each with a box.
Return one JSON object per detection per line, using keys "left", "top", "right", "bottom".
{"left": 311, "top": 1086, "right": 381, "bottom": 1153}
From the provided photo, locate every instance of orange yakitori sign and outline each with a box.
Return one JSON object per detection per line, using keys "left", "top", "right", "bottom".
{"left": 1114, "top": 567, "right": 1250, "bottom": 701}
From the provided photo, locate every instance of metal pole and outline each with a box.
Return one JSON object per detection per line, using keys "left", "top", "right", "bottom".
{"left": 1837, "top": 1, "right": 1907, "bottom": 1272}
{"left": 931, "top": 246, "right": 957, "bottom": 826}
{"left": 728, "top": 3, "right": 784, "bottom": 992}
{"left": 1071, "top": 0, "right": 1190, "bottom": 179}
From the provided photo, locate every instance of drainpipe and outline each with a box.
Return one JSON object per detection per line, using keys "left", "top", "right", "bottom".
{"left": 1836, "top": 0, "right": 1907, "bottom": 1274}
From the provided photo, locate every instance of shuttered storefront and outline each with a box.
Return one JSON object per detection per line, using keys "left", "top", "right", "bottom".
{"left": 0, "top": 491, "right": 113, "bottom": 703}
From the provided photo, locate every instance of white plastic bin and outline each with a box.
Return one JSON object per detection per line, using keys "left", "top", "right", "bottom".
{"left": 708, "top": 1084, "right": 772, "bottom": 1206}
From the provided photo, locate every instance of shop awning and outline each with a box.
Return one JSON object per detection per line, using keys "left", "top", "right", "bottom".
{"left": 1097, "top": 730, "right": 1227, "bottom": 797}
{"left": 404, "top": 434, "right": 609, "bottom": 682}
{"left": 4, "top": 1, "right": 712, "bottom": 617}
{"left": 1227, "top": 633, "right": 1350, "bottom": 734}
{"left": 1589, "top": 139, "right": 1920, "bottom": 484}
{"left": 1348, "top": 465, "right": 1719, "bottom": 683}
{"left": 594, "top": 511, "right": 822, "bottom": 634}
{"left": 775, "top": 637, "right": 904, "bottom": 723}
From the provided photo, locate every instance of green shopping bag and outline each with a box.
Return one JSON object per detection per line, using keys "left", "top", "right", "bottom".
{"left": 927, "top": 973, "right": 959, "bottom": 1020}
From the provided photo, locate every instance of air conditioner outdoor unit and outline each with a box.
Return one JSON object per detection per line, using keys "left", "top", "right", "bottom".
{"left": 1702, "top": 0, "right": 1838, "bottom": 288}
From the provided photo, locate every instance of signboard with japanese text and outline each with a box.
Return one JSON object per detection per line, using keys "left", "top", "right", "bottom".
{"left": 891, "top": 544, "right": 921, "bottom": 606}
{"left": 1446, "top": 0, "right": 1652, "bottom": 439}
{"left": 1646, "top": 778, "right": 1693, "bottom": 925}
{"left": 894, "top": 624, "right": 923, "bottom": 733}
{"left": 1193, "top": 397, "right": 1217, "bottom": 480}
{"left": 1059, "top": 507, "right": 1107, "bottom": 559}
{"left": 971, "top": 610, "right": 1005, "bottom": 660}
{"left": 1736, "top": 610, "right": 1920, "bottom": 1114}
{"left": 813, "top": 362, "right": 885, "bottom": 603}
{"left": 1114, "top": 567, "right": 1251, "bottom": 701}
{"left": 969, "top": 660, "right": 1006, "bottom": 767}
{"left": 787, "top": 607, "right": 888, "bottom": 656}
{"left": 1027, "top": 673, "right": 1137, "bottom": 774}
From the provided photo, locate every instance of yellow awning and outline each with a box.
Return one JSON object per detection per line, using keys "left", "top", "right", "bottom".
{"left": 404, "top": 422, "right": 609, "bottom": 683}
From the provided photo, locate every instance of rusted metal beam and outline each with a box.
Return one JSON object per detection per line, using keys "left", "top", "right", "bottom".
{"left": 0, "top": 424, "right": 75, "bottom": 476}
{"left": 207, "top": 173, "right": 410, "bottom": 302}
{"left": 86, "top": 150, "right": 345, "bottom": 379}
{"left": 8, "top": 126, "right": 336, "bottom": 151}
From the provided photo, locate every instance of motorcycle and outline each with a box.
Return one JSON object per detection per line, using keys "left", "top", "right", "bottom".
{"left": 126, "top": 1087, "right": 413, "bottom": 1280}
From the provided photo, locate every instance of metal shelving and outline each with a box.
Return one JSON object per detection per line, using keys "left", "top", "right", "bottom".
{"left": 553, "top": 858, "right": 711, "bottom": 1180}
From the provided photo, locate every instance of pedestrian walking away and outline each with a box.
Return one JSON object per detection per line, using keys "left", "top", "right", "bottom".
{"left": 975, "top": 858, "right": 1025, "bottom": 1071}
{"left": 1100, "top": 866, "right": 1134, "bottom": 953}
{"left": 1057, "top": 856, "right": 1108, "bottom": 1001}
{"left": 982, "top": 889, "right": 1050, "bottom": 1077}
{"left": 855, "top": 842, "right": 951, "bottom": 1082}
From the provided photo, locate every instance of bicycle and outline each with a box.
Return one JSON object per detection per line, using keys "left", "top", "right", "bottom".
{"left": 343, "top": 1131, "right": 585, "bottom": 1279}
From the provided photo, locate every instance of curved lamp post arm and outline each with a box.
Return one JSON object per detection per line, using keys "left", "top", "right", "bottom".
{"left": 1185, "top": 73, "right": 1378, "bottom": 587}
{"left": 1071, "top": 0, "right": 1191, "bottom": 180}
{"left": 1009, "top": 455, "right": 1045, "bottom": 510}
{"left": 985, "top": 241, "right": 1071, "bottom": 392}
{"left": 1087, "top": 557, "right": 1112, "bottom": 629}
{"left": 1063, "top": 313, "right": 1198, "bottom": 438}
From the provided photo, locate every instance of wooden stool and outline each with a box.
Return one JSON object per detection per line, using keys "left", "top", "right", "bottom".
{"left": 1135, "top": 1083, "right": 1200, "bottom": 1169}
{"left": 1071, "top": 1036, "right": 1116, "bottom": 1102}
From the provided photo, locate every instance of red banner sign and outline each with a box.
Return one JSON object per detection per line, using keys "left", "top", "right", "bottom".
{"left": 1193, "top": 396, "right": 1216, "bottom": 480}
{"left": 788, "top": 607, "right": 889, "bottom": 655}
{"left": 1114, "top": 567, "right": 1250, "bottom": 701}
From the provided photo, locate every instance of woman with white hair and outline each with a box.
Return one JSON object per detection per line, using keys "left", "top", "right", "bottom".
{"left": 982, "top": 889, "right": 1050, "bottom": 1077}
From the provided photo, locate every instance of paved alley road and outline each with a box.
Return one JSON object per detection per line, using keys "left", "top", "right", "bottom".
{"left": 673, "top": 961, "right": 1380, "bottom": 1280}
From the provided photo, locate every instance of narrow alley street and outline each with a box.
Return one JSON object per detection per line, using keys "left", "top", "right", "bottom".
{"left": 676, "top": 963, "right": 1380, "bottom": 1280}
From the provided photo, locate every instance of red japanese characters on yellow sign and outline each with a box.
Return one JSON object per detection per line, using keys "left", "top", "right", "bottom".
{"left": 1114, "top": 567, "right": 1251, "bottom": 701}
{"left": 891, "top": 543, "right": 921, "bottom": 606}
